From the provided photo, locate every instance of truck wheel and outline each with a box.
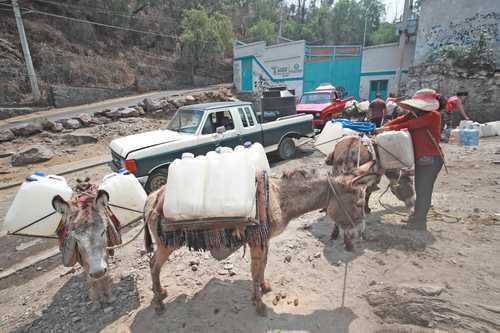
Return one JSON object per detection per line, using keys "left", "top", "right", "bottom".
{"left": 278, "top": 137, "right": 296, "bottom": 160}
{"left": 145, "top": 168, "right": 168, "bottom": 194}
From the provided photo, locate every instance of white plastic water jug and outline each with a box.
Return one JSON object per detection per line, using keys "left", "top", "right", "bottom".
{"left": 203, "top": 148, "right": 256, "bottom": 219}
{"left": 163, "top": 153, "right": 207, "bottom": 221}
{"left": 235, "top": 142, "right": 270, "bottom": 174}
{"left": 375, "top": 130, "right": 415, "bottom": 170}
{"left": 448, "top": 129, "right": 461, "bottom": 145}
{"left": 3, "top": 172, "right": 73, "bottom": 236}
{"left": 99, "top": 169, "right": 147, "bottom": 225}
{"left": 315, "top": 122, "right": 356, "bottom": 155}
{"left": 459, "top": 120, "right": 474, "bottom": 129}
{"left": 486, "top": 121, "right": 500, "bottom": 136}
{"left": 479, "top": 123, "right": 496, "bottom": 137}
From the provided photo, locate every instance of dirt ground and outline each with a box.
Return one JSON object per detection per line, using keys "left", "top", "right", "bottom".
{"left": 0, "top": 137, "right": 500, "bottom": 333}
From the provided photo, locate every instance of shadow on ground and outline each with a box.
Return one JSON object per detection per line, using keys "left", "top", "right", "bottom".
{"left": 307, "top": 207, "right": 436, "bottom": 266}
{"left": 131, "top": 278, "right": 356, "bottom": 333}
{"left": 13, "top": 274, "right": 140, "bottom": 333}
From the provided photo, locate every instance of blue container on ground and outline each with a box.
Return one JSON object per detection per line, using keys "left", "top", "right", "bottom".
{"left": 461, "top": 127, "right": 479, "bottom": 146}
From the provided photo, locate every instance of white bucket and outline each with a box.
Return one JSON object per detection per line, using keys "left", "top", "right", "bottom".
{"left": 315, "top": 122, "right": 356, "bottom": 156}
{"left": 3, "top": 173, "right": 73, "bottom": 236}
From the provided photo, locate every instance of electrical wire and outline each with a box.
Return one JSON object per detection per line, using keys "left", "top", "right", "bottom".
{"left": 0, "top": 2, "right": 178, "bottom": 40}
{"left": 26, "top": 0, "right": 177, "bottom": 24}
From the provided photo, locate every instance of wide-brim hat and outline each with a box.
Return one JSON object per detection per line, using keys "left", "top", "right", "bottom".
{"left": 357, "top": 100, "right": 370, "bottom": 112}
{"left": 397, "top": 88, "right": 439, "bottom": 112}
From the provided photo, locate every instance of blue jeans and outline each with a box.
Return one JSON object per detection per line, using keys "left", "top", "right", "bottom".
{"left": 414, "top": 156, "right": 443, "bottom": 226}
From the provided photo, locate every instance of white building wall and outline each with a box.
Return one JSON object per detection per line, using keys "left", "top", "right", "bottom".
{"left": 233, "top": 40, "right": 305, "bottom": 96}
{"left": 359, "top": 41, "right": 414, "bottom": 99}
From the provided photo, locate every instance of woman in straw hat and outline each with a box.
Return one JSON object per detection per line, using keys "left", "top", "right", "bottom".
{"left": 376, "top": 89, "right": 443, "bottom": 231}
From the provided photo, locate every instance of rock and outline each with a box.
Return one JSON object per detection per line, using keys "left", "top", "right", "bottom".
{"left": 189, "top": 260, "right": 200, "bottom": 266}
{"left": 228, "top": 270, "right": 236, "bottom": 277}
{"left": 191, "top": 265, "right": 198, "bottom": 272}
{"left": 293, "top": 298, "right": 299, "bottom": 306}
{"left": 135, "top": 106, "right": 145, "bottom": 115}
{"left": 72, "top": 316, "right": 81, "bottom": 323}
{"left": 103, "top": 306, "right": 113, "bottom": 314}
{"left": 11, "top": 123, "right": 42, "bottom": 137}
{"left": 36, "top": 266, "right": 42, "bottom": 271}
{"left": 143, "top": 98, "right": 161, "bottom": 112}
{"left": 118, "top": 107, "right": 139, "bottom": 117}
{"left": 284, "top": 255, "right": 292, "bottom": 263}
{"left": 272, "top": 295, "right": 280, "bottom": 305}
{"left": 76, "top": 113, "right": 92, "bottom": 126}
{"left": 60, "top": 131, "right": 98, "bottom": 146}
{"left": 0, "top": 151, "right": 14, "bottom": 158}
{"left": 280, "top": 292, "right": 287, "bottom": 299}
{"left": 313, "top": 252, "right": 321, "bottom": 259}
{"left": 11, "top": 146, "right": 54, "bottom": 166}
{"left": 0, "top": 129, "right": 15, "bottom": 142}
{"left": 60, "top": 118, "right": 81, "bottom": 130}
{"left": 223, "top": 263, "right": 233, "bottom": 271}
{"left": 91, "top": 116, "right": 111, "bottom": 125}
{"left": 369, "top": 280, "right": 377, "bottom": 286}
{"left": 119, "top": 118, "right": 138, "bottom": 123}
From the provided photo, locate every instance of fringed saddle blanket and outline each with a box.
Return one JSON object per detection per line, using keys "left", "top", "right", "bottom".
{"left": 158, "top": 171, "right": 271, "bottom": 251}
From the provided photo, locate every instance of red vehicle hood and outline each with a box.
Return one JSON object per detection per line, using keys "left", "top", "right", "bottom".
{"left": 296, "top": 103, "right": 330, "bottom": 112}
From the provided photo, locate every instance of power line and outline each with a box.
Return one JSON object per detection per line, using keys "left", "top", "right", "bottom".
{"left": 26, "top": 0, "right": 177, "bottom": 24}
{"left": 0, "top": 2, "right": 179, "bottom": 40}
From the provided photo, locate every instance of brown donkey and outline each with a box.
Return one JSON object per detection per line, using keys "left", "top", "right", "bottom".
{"left": 326, "top": 135, "right": 415, "bottom": 250}
{"left": 143, "top": 166, "right": 377, "bottom": 316}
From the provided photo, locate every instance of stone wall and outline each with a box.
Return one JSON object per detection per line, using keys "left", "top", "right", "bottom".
{"left": 48, "top": 85, "right": 135, "bottom": 108}
{"left": 406, "top": 63, "right": 500, "bottom": 122}
{"left": 415, "top": 0, "right": 500, "bottom": 65}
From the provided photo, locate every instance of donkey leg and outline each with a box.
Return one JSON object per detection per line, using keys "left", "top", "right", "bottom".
{"left": 331, "top": 224, "right": 340, "bottom": 240}
{"left": 250, "top": 244, "right": 268, "bottom": 316}
{"left": 344, "top": 230, "right": 354, "bottom": 252}
{"left": 259, "top": 242, "right": 272, "bottom": 294}
{"left": 150, "top": 245, "right": 174, "bottom": 313}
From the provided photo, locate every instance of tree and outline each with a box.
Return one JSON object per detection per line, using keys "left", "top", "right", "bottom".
{"left": 248, "top": 19, "right": 277, "bottom": 44}
{"left": 369, "top": 22, "right": 398, "bottom": 45}
{"left": 180, "top": 8, "right": 234, "bottom": 82}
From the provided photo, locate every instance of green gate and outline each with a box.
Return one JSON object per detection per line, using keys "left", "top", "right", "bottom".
{"left": 303, "top": 45, "right": 362, "bottom": 98}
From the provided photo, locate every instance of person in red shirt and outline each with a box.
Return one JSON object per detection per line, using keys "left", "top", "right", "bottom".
{"left": 368, "top": 93, "right": 387, "bottom": 127}
{"left": 376, "top": 89, "right": 443, "bottom": 231}
{"left": 444, "top": 92, "right": 469, "bottom": 128}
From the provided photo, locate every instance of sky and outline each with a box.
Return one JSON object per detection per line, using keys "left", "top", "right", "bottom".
{"left": 383, "top": 0, "right": 404, "bottom": 22}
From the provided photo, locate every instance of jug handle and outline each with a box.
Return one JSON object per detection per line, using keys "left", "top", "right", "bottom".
{"left": 102, "top": 173, "right": 118, "bottom": 181}
{"left": 47, "top": 175, "right": 66, "bottom": 182}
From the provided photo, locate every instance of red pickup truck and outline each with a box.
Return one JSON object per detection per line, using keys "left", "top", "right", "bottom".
{"left": 296, "top": 84, "right": 354, "bottom": 127}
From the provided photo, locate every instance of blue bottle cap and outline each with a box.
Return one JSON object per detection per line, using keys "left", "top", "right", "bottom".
{"left": 244, "top": 141, "right": 252, "bottom": 148}
{"left": 215, "top": 147, "right": 222, "bottom": 153}
{"left": 119, "top": 167, "right": 130, "bottom": 175}
{"left": 34, "top": 171, "right": 45, "bottom": 177}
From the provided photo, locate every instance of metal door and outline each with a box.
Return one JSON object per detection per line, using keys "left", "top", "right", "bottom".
{"left": 241, "top": 58, "right": 253, "bottom": 91}
{"left": 369, "top": 80, "right": 388, "bottom": 100}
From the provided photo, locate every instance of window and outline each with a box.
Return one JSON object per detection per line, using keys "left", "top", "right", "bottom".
{"left": 238, "top": 108, "right": 248, "bottom": 127}
{"left": 201, "top": 110, "right": 235, "bottom": 134}
{"left": 244, "top": 107, "right": 255, "bottom": 126}
{"left": 167, "top": 109, "right": 204, "bottom": 134}
{"left": 299, "top": 93, "right": 331, "bottom": 104}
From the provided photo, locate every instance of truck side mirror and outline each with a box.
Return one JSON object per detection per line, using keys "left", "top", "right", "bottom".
{"left": 216, "top": 126, "right": 226, "bottom": 135}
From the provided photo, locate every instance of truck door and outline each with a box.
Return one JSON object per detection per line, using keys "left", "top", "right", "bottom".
{"left": 237, "top": 106, "right": 263, "bottom": 145}
{"left": 199, "top": 109, "right": 240, "bottom": 150}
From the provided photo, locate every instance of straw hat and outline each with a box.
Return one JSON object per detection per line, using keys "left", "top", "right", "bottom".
{"left": 398, "top": 88, "right": 439, "bottom": 112}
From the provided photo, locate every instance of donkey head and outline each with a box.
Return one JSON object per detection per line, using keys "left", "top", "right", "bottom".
{"left": 53, "top": 189, "right": 112, "bottom": 280}
{"left": 327, "top": 160, "right": 379, "bottom": 228}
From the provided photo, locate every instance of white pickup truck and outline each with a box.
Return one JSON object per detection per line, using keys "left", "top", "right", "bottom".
{"left": 109, "top": 101, "right": 314, "bottom": 192}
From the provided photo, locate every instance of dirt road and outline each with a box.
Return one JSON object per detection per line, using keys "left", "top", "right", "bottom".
{"left": 1, "top": 138, "right": 500, "bottom": 332}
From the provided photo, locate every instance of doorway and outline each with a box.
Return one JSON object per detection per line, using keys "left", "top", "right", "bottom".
{"left": 369, "top": 80, "right": 388, "bottom": 100}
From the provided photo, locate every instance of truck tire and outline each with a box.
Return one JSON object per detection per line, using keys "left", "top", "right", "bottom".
{"left": 145, "top": 168, "right": 168, "bottom": 194}
{"left": 278, "top": 137, "right": 296, "bottom": 160}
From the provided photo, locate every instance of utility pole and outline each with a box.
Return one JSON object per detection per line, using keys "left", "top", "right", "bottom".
{"left": 12, "top": 0, "right": 41, "bottom": 101}
{"left": 277, "top": 1, "right": 283, "bottom": 44}
{"left": 362, "top": 7, "right": 369, "bottom": 47}
{"left": 394, "top": 0, "right": 411, "bottom": 96}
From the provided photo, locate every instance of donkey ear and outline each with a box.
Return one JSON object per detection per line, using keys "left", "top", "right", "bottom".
{"left": 95, "top": 190, "right": 109, "bottom": 209}
{"left": 52, "top": 195, "right": 69, "bottom": 214}
{"left": 351, "top": 173, "right": 379, "bottom": 189}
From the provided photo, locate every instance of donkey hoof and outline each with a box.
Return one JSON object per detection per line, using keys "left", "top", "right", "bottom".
{"left": 255, "top": 302, "right": 268, "bottom": 317}
{"left": 154, "top": 302, "right": 165, "bottom": 314}
{"left": 261, "top": 281, "right": 272, "bottom": 294}
{"left": 156, "top": 288, "right": 168, "bottom": 301}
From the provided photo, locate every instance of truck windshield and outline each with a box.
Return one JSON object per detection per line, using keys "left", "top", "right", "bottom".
{"left": 167, "top": 109, "right": 204, "bottom": 134}
{"left": 300, "top": 93, "right": 331, "bottom": 104}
